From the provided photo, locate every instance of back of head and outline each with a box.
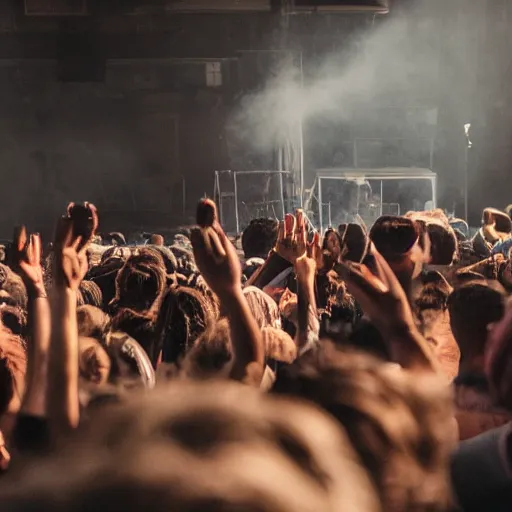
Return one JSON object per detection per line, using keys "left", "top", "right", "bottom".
{"left": 78, "top": 280, "right": 103, "bottom": 308}
{"left": 112, "top": 249, "right": 167, "bottom": 314}
{"left": 338, "top": 223, "right": 369, "bottom": 263}
{"left": 77, "top": 305, "right": 110, "bottom": 339}
{"left": 415, "top": 271, "right": 452, "bottom": 312}
{"left": 182, "top": 318, "right": 233, "bottom": 380}
{"left": 241, "top": 218, "right": 279, "bottom": 259}
{"left": 370, "top": 216, "right": 419, "bottom": 259}
{"left": 448, "top": 282, "right": 505, "bottom": 358}
{"left": 482, "top": 207, "right": 512, "bottom": 234}
{"left": 87, "top": 257, "right": 125, "bottom": 309}
{"left": 147, "top": 245, "right": 177, "bottom": 275}
{"left": 78, "top": 337, "right": 111, "bottom": 387}
{"left": 273, "top": 344, "right": 454, "bottom": 511}
{"left": 149, "top": 234, "right": 164, "bottom": 246}
{"left": 427, "top": 223, "right": 457, "bottom": 265}
{"left": 0, "top": 382, "right": 378, "bottom": 512}
{"left": 158, "top": 285, "right": 217, "bottom": 365}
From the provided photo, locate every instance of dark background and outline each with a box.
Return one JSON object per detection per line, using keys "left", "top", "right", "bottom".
{"left": 0, "top": 0, "right": 508, "bottom": 237}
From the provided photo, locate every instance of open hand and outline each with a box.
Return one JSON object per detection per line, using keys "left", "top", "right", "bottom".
{"left": 12, "top": 226, "right": 45, "bottom": 297}
{"left": 53, "top": 217, "right": 91, "bottom": 291}
{"left": 337, "top": 243, "right": 416, "bottom": 338}
{"left": 295, "top": 232, "right": 321, "bottom": 284}
{"left": 275, "top": 210, "right": 308, "bottom": 264}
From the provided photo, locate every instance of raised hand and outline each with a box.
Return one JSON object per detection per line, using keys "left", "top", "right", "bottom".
{"left": 308, "top": 231, "right": 324, "bottom": 271}
{"left": 191, "top": 199, "right": 264, "bottom": 385}
{"left": 275, "top": 210, "right": 308, "bottom": 264}
{"left": 295, "top": 232, "right": 320, "bottom": 284}
{"left": 53, "top": 204, "right": 98, "bottom": 291}
{"left": 12, "top": 226, "right": 45, "bottom": 298}
{"left": 337, "top": 244, "right": 415, "bottom": 337}
{"left": 191, "top": 199, "right": 241, "bottom": 300}
{"left": 337, "top": 243, "right": 436, "bottom": 371}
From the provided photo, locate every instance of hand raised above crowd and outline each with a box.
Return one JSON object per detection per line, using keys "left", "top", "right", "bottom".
{"left": 53, "top": 203, "right": 98, "bottom": 291}
{"left": 191, "top": 199, "right": 264, "bottom": 386}
{"left": 337, "top": 244, "right": 437, "bottom": 371}
{"left": 274, "top": 210, "right": 307, "bottom": 264}
{"left": 191, "top": 199, "right": 241, "bottom": 300}
{"left": 12, "top": 227, "right": 45, "bottom": 298}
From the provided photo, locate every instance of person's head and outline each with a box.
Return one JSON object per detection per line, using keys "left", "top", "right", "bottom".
{"left": 369, "top": 216, "right": 425, "bottom": 284}
{"left": 262, "top": 326, "right": 297, "bottom": 364}
{"left": 273, "top": 344, "right": 455, "bottom": 511}
{"left": 111, "top": 249, "right": 167, "bottom": 315}
{"left": 77, "top": 280, "right": 103, "bottom": 308}
{"left": 77, "top": 305, "right": 110, "bottom": 339}
{"left": 181, "top": 318, "right": 233, "bottom": 380}
{"left": 149, "top": 234, "right": 164, "bottom": 246}
{"left": 86, "top": 257, "right": 126, "bottom": 309}
{"left": 448, "top": 282, "right": 506, "bottom": 365}
{"left": 338, "top": 223, "right": 369, "bottom": 263}
{"left": 426, "top": 223, "right": 457, "bottom": 265}
{"left": 415, "top": 270, "right": 452, "bottom": 313}
{"left": 241, "top": 218, "right": 279, "bottom": 259}
{"left": 157, "top": 285, "right": 217, "bottom": 365}
{"left": 0, "top": 304, "right": 26, "bottom": 337}
{"left": 0, "top": 382, "right": 378, "bottom": 512}
{"left": 322, "top": 229, "right": 342, "bottom": 270}
{"left": 147, "top": 246, "right": 178, "bottom": 275}
{"left": 78, "top": 337, "right": 111, "bottom": 387}
{"left": 0, "top": 265, "right": 27, "bottom": 309}
{"left": 482, "top": 207, "right": 512, "bottom": 234}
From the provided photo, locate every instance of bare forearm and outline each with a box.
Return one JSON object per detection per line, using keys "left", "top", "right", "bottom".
{"left": 296, "top": 275, "right": 317, "bottom": 350}
{"left": 48, "top": 288, "right": 80, "bottom": 434}
{"left": 222, "top": 289, "right": 265, "bottom": 385}
{"left": 21, "top": 296, "right": 51, "bottom": 416}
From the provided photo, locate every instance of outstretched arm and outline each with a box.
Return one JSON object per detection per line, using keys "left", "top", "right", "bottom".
{"left": 12, "top": 228, "right": 51, "bottom": 418}
{"left": 192, "top": 200, "right": 264, "bottom": 386}
{"left": 48, "top": 205, "right": 97, "bottom": 437}
{"left": 338, "top": 244, "right": 438, "bottom": 372}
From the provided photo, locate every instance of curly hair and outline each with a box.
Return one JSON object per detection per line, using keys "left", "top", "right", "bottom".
{"left": 157, "top": 285, "right": 218, "bottom": 365}
{"left": 111, "top": 249, "right": 167, "bottom": 317}
{"left": 77, "top": 281, "right": 103, "bottom": 309}
{"left": 241, "top": 218, "right": 279, "bottom": 259}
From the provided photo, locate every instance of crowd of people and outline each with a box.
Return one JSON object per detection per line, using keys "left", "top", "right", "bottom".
{"left": 0, "top": 197, "right": 510, "bottom": 510}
